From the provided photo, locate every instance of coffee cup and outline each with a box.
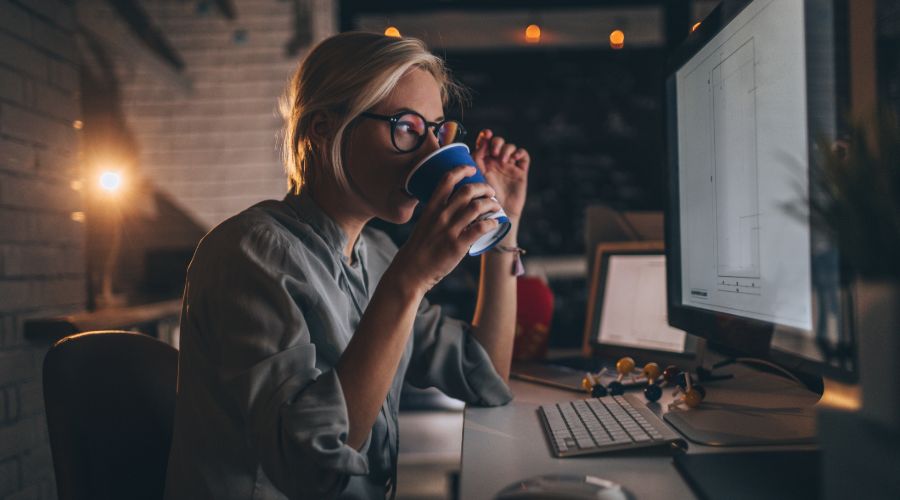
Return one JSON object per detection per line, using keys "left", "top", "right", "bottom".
{"left": 404, "top": 143, "right": 512, "bottom": 256}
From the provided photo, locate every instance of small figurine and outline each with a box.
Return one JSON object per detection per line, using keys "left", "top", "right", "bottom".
{"left": 642, "top": 362, "right": 661, "bottom": 382}
{"left": 582, "top": 372, "right": 608, "bottom": 397}
{"left": 668, "top": 369, "right": 707, "bottom": 410}
{"left": 615, "top": 356, "right": 640, "bottom": 384}
{"left": 659, "top": 365, "right": 681, "bottom": 388}
{"left": 643, "top": 383, "right": 662, "bottom": 402}
{"left": 641, "top": 362, "right": 663, "bottom": 402}
{"left": 607, "top": 380, "right": 625, "bottom": 396}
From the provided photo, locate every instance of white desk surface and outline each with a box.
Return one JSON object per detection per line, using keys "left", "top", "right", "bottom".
{"left": 460, "top": 378, "right": 697, "bottom": 499}
{"left": 459, "top": 368, "right": 819, "bottom": 500}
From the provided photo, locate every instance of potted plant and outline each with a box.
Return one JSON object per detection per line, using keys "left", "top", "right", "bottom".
{"left": 805, "top": 110, "right": 899, "bottom": 432}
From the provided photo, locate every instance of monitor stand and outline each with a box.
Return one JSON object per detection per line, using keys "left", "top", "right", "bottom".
{"left": 662, "top": 362, "right": 825, "bottom": 446}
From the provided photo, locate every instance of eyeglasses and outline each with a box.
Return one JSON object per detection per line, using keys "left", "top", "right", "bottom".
{"left": 359, "top": 110, "right": 466, "bottom": 153}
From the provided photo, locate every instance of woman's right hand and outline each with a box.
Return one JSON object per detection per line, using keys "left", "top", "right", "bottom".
{"left": 391, "top": 165, "right": 503, "bottom": 294}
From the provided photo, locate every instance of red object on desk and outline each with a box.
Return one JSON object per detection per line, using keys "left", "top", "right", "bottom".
{"left": 513, "top": 276, "right": 554, "bottom": 360}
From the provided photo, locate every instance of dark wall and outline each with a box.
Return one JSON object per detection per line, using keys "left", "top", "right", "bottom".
{"left": 371, "top": 46, "right": 667, "bottom": 346}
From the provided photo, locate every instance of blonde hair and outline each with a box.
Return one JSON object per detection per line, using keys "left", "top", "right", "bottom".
{"left": 280, "top": 32, "right": 468, "bottom": 195}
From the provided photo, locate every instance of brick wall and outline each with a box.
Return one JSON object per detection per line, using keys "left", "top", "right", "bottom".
{"left": 78, "top": 0, "right": 337, "bottom": 230}
{"left": 0, "top": 1, "right": 85, "bottom": 498}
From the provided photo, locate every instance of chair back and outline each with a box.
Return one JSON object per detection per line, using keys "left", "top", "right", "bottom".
{"left": 43, "top": 330, "right": 178, "bottom": 500}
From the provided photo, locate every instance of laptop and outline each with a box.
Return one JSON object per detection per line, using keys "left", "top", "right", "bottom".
{"left": 511, "top": 241, "right": 696, "bottom": 392}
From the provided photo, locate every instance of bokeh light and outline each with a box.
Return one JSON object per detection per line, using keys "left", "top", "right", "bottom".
{"left": 525, "top": 24, "right": 541, "bottom": 43}
{"left": 99, "top": 171, "right": 123, "bottom": 192}
{"left": 384, "top": 26, "right": 401, "bottom": 38}
{"left": 609, "top": 29, "right": 625, "bottom": 49}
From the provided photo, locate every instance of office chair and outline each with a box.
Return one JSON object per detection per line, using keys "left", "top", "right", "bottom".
{"left": 43, "top": 330, "right": 178, "bottom": 500}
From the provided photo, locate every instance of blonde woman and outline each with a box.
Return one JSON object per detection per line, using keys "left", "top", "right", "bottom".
{"left": 164, "top": 32, "right": 530, "bottom": 500}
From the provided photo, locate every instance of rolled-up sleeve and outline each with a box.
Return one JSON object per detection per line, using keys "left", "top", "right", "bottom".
{"left": 404, "top": 295, "right": 513, "bottom": 407}
{"left": 187, "top": 227, "right": 371, "bottom": 498}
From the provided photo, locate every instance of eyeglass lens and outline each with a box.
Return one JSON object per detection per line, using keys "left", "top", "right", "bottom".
{"left": 393, "top": 113, "right": 461, "bottom": 151}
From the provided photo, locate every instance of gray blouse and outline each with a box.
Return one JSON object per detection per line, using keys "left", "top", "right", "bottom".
{"left": 163, "top": 190, "right": 513, "bottom": 500}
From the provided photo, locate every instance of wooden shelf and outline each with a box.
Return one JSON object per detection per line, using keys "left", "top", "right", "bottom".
{"left": 24, "top": 299, "right": 182, "bottom": 344}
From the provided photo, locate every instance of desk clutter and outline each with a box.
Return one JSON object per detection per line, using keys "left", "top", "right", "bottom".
{"left": 581, "top": 356, "right": 708, "bottom": 410}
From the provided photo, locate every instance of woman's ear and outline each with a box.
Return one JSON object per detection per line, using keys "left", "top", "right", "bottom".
{"left": 309, "top": 111, "right": 331, "bottom": 147}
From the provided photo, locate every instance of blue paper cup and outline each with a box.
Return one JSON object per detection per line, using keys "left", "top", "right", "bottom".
{"left": 404, "top": 143, "right": 512, "bottom": 256}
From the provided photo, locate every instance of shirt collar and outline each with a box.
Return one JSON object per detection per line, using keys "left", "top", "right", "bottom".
{"left": 284, "top": 189, "right": 351, "bottom": 257}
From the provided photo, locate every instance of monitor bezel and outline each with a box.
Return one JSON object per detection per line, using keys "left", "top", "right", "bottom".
{"left": 663, "top": 0, "right": 856, "bottom": 383}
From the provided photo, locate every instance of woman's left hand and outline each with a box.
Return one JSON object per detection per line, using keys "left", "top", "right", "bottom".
{"left": 472, "top": 129, "right": 530, "bottom": 221}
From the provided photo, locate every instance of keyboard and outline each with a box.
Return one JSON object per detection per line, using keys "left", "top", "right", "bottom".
{"left": 538, "top": 394, "right": 682, "bottom": 457}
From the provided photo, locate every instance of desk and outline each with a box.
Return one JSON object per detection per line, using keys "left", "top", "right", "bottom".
{"left": 460, "top": 371, "right": 819, "bottom": 499}
{"left": 460, "top": 378, "right": 697, "bottom": 499}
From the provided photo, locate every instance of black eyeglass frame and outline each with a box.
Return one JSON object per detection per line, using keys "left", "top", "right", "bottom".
{"left": 359, "top": 111, "right": 467, "bottom": 153}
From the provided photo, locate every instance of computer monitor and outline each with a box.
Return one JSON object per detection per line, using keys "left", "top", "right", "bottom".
{"left": 664, "top": 0, "right": 854, "bottom": 444}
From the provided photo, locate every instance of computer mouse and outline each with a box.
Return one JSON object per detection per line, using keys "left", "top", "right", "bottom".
{"left": 494, "top": 474, "right": 632, "bottom": 499}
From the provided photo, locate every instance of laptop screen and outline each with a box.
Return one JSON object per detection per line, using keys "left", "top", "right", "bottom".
{"left": 596, "top": 255, "right": 687, "bottom": 353}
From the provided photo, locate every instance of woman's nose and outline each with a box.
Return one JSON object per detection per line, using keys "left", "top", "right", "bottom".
{"left": 420, "top": 129, "right": 442, "bottom": 155}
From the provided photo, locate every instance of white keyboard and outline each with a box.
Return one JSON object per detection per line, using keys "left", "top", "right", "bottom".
{"left": 538, "top": 394, "right": 682, "bottom": 457}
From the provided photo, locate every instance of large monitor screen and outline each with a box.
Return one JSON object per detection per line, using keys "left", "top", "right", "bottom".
{"left": 674, "top": 0, "right": 812, "bottom": 331}
{"left": 667, "top": 0, "right": 854, "bottom": 380}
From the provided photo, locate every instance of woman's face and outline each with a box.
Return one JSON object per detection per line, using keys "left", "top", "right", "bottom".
{"left": 342, "top": 67, "right": 444, "bottom": 224}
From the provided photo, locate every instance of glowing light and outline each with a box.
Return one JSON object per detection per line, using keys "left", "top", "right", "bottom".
{"left": 525, "top": 24, "right": 541, "bottom": 43}
{"left": 70, "top": 180, "right": 83, "bottom": 191}
{"left": 73, "top": 120, "right": 83, "bottom": 130}
{"left": 70, "top": 211, "right": 85, "bottom": 223}
{"left": 384, "top": 26, "right": 401, "bottom": 38}
{"left": 99, "top": 171, "right": 123, "bottom": 192}
{"left": 691, "top": 22, "right": 702, "bottom": 33}
{"left": 609, "top": 29, "right": 625, "bottom": 50}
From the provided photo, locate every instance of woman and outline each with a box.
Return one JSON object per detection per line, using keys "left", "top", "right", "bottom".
{"left": 164, "top": 32, "right": 530, "bottom": 500}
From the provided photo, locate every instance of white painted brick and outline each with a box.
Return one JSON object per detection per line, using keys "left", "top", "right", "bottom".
{"left": 137, "top": 129, "right": 278, "bottom": 150}
{"left": 19, "top": 448, "right": 51, "bottom": 489}
{"left": 0, "top": 315, "right": 22, "bottom": 348}
{"left": 46, "top": 58, "right": 77, "bottom": 93}
{"left": 0, "top": 104, "right": 75, "bottom": 151}
{"left": 24, "top": 78, "right": 79, "bottom": 123}
{"left": 10, "top": 0, "right": 61, "bottom": 26}
{"left": 30, "top": 16, "right": 77, "bottom": 63}
{"left": 0, "top": 31, "right": 48, "bottom": 81}
{"left": 33, "top": 147, "right": 79, "bottom": 179}
{"left": 1, "top": 244, "right": 84, "bottom": 278}
{"left": 17, "top": 381, "right": 41, "bottom": 418}
{"left": 52, "top": 3, "right": 75, "bottom": 32}
{"left": 150, "top": 0, "right": 290, "bottom": 18}
{"left": 0, "top": 172, "right": 80, "bottom": 212}
{"left": 165, "top": 29, "right": 293, "bottom": 53}
{"left": 0, "top": 457, "right": 18, "bottom": 497}
{"left": 0, "top": 210, "right": 83, "bottom": 245}
{"left": 0, "top": 65, "right": 25, "bottom": 105}
{"left": 0, "top": 351, "right": 31, "bottom": 384}
{"left": 103, "top": 0, "right": 334, "bottom": 229}
{"left": 127, "top": 111, "right": 280, "bottom": 135}
{"left": 0, "top": 1, "right": 32, "bottom": 41}
{"left": 0, "top": 415, "right": 37, "bottom": 460}
{"left": 4, "top": 483, "right": 39, "bottom": 500}
{"left": 140, "top": 145, "right": 276, "bottom": 165}
{"left": 3, "top": 386, "right": 17, "bottom": 422}
{"left": 0, "top": 278, "right": 84, "bottom": 313}
{"left": 0, "top": 138, "right": 35, "bottom": 173}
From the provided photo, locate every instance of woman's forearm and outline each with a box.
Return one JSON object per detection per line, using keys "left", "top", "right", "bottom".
{"left": 335, "top": 266, "right": 424, "bottom": 450}
{"left": 471, "top": 220, "right": 519, "bottom": 382}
